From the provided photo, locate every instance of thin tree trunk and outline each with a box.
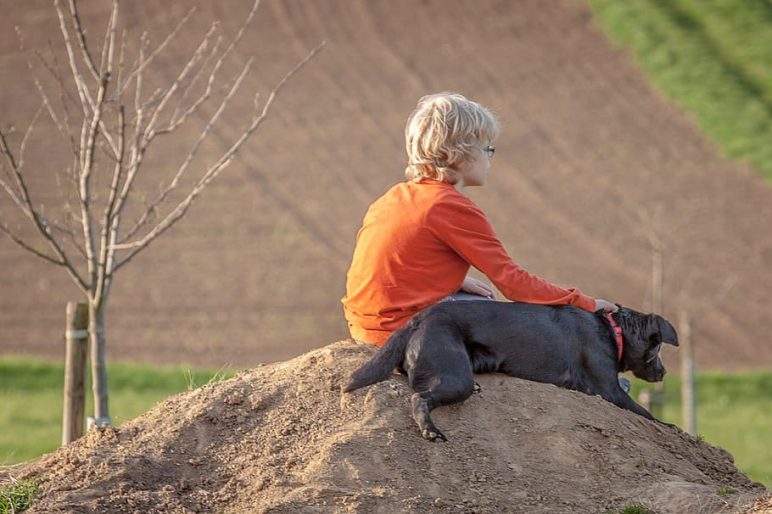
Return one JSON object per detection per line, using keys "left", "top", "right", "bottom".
{"left": 88, "top": 300, "right": 111, "bottom": 425}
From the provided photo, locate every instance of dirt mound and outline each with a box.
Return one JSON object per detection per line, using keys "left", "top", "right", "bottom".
{"left": 7, "top": 341, "right": 766, "bottom": 513}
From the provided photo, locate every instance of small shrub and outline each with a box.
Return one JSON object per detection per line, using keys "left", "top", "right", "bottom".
{"left": 0, "top": 479, "right": 39, "bottom": 514}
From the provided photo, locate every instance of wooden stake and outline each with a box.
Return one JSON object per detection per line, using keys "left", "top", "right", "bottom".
{"left": 679, "top": 309, "right": 697, "bottom": 434}
{"left": 62, "top": 302, "right": 88, "bottom": 445}
{"left": 648, "top": 234, "right": 666, "bottom": 420}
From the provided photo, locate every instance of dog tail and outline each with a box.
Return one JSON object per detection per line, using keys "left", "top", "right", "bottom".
{"left": 344, "top": 325, "right": 411, "bottom": 393}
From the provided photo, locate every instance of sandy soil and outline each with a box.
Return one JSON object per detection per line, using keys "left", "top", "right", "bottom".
{"left": 5, "top": 341, "right": 767, "bottom": 513}
{"left": 1, "top": 0, "right": 772, "bottom": 371}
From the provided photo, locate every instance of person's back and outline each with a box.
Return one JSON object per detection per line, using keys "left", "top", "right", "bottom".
{"left": 343, "top": 179, "right": 482, "bottom": 343}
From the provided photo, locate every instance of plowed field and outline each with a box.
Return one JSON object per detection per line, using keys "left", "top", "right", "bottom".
{"left": 1, "top": 0, "right": 771, "bottom": 370}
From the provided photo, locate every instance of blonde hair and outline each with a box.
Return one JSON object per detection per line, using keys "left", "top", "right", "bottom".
{"left": 404, "top": 92, "right": 499, "bottom": 184}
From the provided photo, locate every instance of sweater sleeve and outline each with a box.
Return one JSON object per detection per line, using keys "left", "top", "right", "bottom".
{"left": 426, "top": 194, "right": 596, "bottom": 312}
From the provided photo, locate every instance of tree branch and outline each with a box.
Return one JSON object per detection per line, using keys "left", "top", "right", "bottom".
{"left": 142, "top": 0, "right": 259, "bottom": 145}
{"left": 95, "top": 105, "right": 125, "bottom": 306}
{"left": 115, "top": 7, "right": 196, "bottom": 98}
{"left": 0, "top": 129, "right": 31, "bottom": 215}
{"left": 122, "top": 58, "right": 252, "bottom": 242}
{"left": 33, "top": 75, "right": 76, "bottom": 155}
{"left": 77, "top": 72, "right": 108, "bottom": 289}
{"left": 166, "top": 0, "right": 260, "bottom": 134}
{"left": 0, "top": 129, "right": 89, "bottom": 292}
{"left": 111, "top": 41, "right": 325, "bottom": 273}
{"left": 55, "top": 1, "right": 121, "bottom": 164}
{"left": 0, "top": 224, "right": 63, "bottom": 266}
{"left": 100, "top": 43, "right": 147, "bottom": 245}
{"left": 17, "top": 105, "right": 44, "bottom": 173}
{"left": 139, "top": 23, "right": 222, "bottom": 147}
{"left": 66, "top": 0, "right": 100, "bottom": 83}
{"left": 50, "top": 219, "right": 88, "bottom": 260}
{"left": 168, "top": 34, "right": 222, "bottom": 129}
{"left": 35, "top": 40, "right": 81, "bottom": 160}
{"left": 118, "top": 0, "right": 262, "bottom": 242}
{"left": 54, "top": 0, "right": 93, "bottom": 117}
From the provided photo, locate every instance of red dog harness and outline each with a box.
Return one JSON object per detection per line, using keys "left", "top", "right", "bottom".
{"left": 605, "top": 312, "right": 624, "bottom": 362}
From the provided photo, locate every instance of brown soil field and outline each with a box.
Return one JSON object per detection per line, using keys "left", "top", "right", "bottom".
{"left": 4, "top": 341, "right": 769, "bottom": 513}
{"left": 1, "top": 0, "right": 771, "bottom": 370}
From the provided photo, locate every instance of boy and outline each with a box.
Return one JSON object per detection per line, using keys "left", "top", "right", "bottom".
{"left": 342, "top": 92, "right": 616, "bottom": 345}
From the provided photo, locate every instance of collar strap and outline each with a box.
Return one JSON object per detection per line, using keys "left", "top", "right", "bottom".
{"left": 605, "top": 312, "right": 624, "bottom": 362}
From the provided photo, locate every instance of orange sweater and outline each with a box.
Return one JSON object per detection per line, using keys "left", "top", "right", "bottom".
{"left": 342, "top": 179, "right": 596, "bottom": 345}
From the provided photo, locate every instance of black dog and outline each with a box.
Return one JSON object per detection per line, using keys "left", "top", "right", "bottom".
{"left": 344, "top": 302, "right": 678, "bottom": 441}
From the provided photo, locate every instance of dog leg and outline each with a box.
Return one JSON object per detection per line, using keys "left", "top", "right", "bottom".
{"left": 606, "top": 389, "right": 658, "bottom": 421}
{"left": 411, "top": 392, "right": 447, "bottom": 442}
{"left": 473, "top": 382, "right": 482, "bottom": 393}
{"left": 410, "top": 376, "right": 475, "bottom": 442}
{"left": 617, "top": 376, "right": 631, "bottom": 394}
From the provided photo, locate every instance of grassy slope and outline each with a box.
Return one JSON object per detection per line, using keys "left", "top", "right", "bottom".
{"left": 0, "top": 358, "right": 232, "bottom": 465}
{"left": 589, "top": 0, "right": 771, "bottom": 487}
{"left": 589, "top": 0, "right": 772, "bottom": 180}
{"left": 0, "top": 358, "right": 769, "bottom": 487}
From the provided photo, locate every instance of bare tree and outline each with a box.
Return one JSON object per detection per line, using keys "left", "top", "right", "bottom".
{"left": 0, "top": 0, "right": 322, "bottom": 426}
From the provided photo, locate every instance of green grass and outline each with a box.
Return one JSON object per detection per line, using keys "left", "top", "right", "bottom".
{"left": 629, "top": 370, "right": 772, "bottom": 487}
{"left": 589, "top": 0, "right": 772, "bottom": 180}
{"left": 0, "top": 478, "right": 39, "bottom": 514}
{"left": 716, "top": 486, "right": 738, "bottom": 497}
{"left": 1, "top": 358, "right": 769, "bottom": 489}
{"left": 0, "top": 358, "right": 234, "bottom": 465}
{"left": 606, "top": 504, "right": 654, "bottom": 514}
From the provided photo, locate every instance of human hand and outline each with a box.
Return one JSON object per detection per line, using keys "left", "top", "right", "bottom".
{"left": 460, "top": 276, "right": 495, "bottom": 299}
{"left": 595, "top": 299, "right": 619, "bottom": 313}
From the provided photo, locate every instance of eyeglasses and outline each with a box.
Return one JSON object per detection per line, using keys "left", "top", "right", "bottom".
{"left": 483, "top": 145, "right": 496, "bottom": 159}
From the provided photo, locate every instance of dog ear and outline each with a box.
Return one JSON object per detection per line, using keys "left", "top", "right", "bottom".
{"left": 648, "top": 315, "right": 679, "bottom": 347}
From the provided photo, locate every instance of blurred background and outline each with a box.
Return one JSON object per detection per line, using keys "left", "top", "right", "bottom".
{"left": 0, "top": 0, "right": 770, "bottom": 485}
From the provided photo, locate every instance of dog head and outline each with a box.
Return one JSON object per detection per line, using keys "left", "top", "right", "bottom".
{"left": 618, "top": 309, "right": 679, "bottom": 382}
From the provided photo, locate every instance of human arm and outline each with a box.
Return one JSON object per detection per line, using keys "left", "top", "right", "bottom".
{"left": 427, "top": 194, "right": 596, "bottom": 311}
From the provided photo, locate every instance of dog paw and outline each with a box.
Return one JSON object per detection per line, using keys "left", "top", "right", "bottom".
{"left": 653, "top": 419, "right": 678, "bottom": 430}
{"left": 422, "top": 428, "right": 448, "bottom": 442}
{"left": 473, "top": 382, "right": 482, "bottom": 394}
